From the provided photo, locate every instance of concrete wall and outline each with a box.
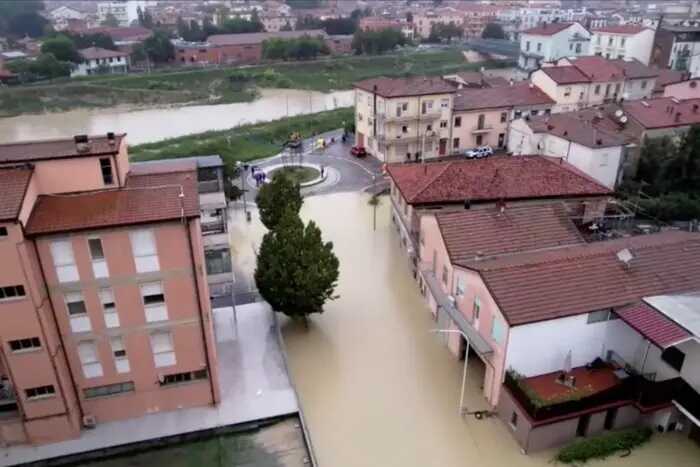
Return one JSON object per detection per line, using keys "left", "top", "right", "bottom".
{"left": 451, "top": 108, "right": 509, "bottom": 151}
{"left": 531, "top": 69, "right": 589, "bottom": 112}
{"left": 663, "top": 79, "right": 700, "bottom": 99}
{"left": 623, "top": 77, "right": 656, "bottom": 101}
{"left": 591, "top": 30, "right": 655, "bottom": 64}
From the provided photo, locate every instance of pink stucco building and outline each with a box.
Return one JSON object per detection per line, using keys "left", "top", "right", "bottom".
{"left": 0, "top": 134, "right": 221, "bottom": 446}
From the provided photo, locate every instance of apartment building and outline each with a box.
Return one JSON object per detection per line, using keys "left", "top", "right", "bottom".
{"left": 418, "top": 205, "right": 700, "bottom": 452}
{"left": 260, "top": 12, "right": 297, "bottom": 32}
{"left": 653, "top": 25, "right": 700, "bottom": 77}
{"left": 97, "top": 1, "right": 129, "bottom": 27}
{"left": 353, "top": 76, "right": 457, "bottom": 163}
{"left": 0, "top": 134, "right": 221, "bottom": 446}
{"left": 385, "top": 155, "right": 612, "bottom": 272}
{"left": 71, "top": 47, "right": 129, "bottom": 77}
{"left": 413, "top": 8, "right": 465, "bottom": 39}
{"left": 518, "top": 22, "right": 590, "bottom": 71}
{"left": 590, "top": 25, "right": 655, "bottom": 64}
{"left": 451, "top": 83, "right": 554, "bottom": 152}
{"left": 531, "top": 56, "right": 656, "bottom": 112}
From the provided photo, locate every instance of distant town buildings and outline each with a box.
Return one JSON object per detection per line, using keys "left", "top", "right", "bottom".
{"left": 518, "top": 22, "right": 591, "bottom": 71}
{"left": 71, "top": 47, "right": 130, "bottom": 77}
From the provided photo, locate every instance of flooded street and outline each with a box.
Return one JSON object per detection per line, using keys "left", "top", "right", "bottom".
{"left": 229, "top": 193, "right": 700, "bottom": 467}
{"left": 0, "top": 88, "right": 353, "bottom": 145}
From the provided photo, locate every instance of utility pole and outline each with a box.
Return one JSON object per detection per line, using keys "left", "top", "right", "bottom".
{"left": 236, "top": 161, "right": 250, "bottom": 222}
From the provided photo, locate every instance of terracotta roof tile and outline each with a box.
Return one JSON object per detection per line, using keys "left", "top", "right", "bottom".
{"left": 654, "top": 69, "right": 689, "bottom": 92}
{"left": 592, "top": 25, "right": 649, "bottom": 35}
{"left": 354, "top": 76, "right": 456, "bottom": 98}
{"left": 0, "top": 166, "right": 33, "bottom": 221}
{"left": 616, "top": 302, "right": 690, "bottom": 348}
{"left": 79, "top": 47, "right": 127, "bottom": 60}
{"left": 437, "top": 203, "right": 585, "bottom": 266}
{"left": 461, "top": 231, "right": 700, "bottom": 326}
{"left": 85, "top": 26, "right": 152, "bottom": 41}
{"left": 541, "top": 66, "right": 590, "bottom": 84}
{"left": 609, "top": 59, "right": 658, "bottom": 79}
{"left": 208, "top": 30, "right": 326, "bottom": 46}
{"left": 453, "top": 82, "right": 554, "bottom": 111}
{"left": 387, "top": 155, "right": 612, "bottom": 205}
{"left": 527, "top": 113, "right": 627, "bottom": 148}
{"left": 567, "top": 56, "right": 625, "bottom": 82}
{"left": 0, "top": 134, "right": 124, "bottom": 164}
{"left": 522, "top": 22, "right": 577, "bottom": 36}
{"left": 623, "top": 97, "right": 700, "bottom": 129}
{"left": 26, "top": 170, "right": 199, "bottom": 235}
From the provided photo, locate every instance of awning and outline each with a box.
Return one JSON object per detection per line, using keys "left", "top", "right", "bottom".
{"left": 421, "top": 270, "right": 493, "bottom": 356}
{"left": 615, "top": 301, "right": 691, "bottom": 349}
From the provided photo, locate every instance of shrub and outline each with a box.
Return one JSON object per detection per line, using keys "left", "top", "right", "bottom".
{"left": 555, "top": 427, "right": 653, "bottom": 464}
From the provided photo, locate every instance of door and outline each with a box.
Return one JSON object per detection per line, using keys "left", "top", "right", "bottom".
{"left": 439, "top": 138, "right": 447, "bottom": 155}
{"left": 604, "top": 408, "right": 617, "bottom": 430}
{"left": 356, "top": 132, "right": 364, "bottom": 147}
{"left": 577, "top": 414, "right": 591, "bottom": 437}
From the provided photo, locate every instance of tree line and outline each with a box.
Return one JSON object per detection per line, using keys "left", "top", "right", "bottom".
{"left": 262, "top": 35, "right": 329, "bottom": 60}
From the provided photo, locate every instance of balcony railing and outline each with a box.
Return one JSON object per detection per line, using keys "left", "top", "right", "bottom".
{"left": 198, "top": 179, "right": 223, "bottom": 194}
{"left": 379, "top": 111, "right": 444, "bottom": 123}
{"left": 471, "top": 125, "right": 493, "bottom": 134}
{"left": 504, "top": 370, "right": 697, "bottom": 423}
{"left": 378, "top": 132, "right": 440, "bottom": 144}
{"left": 201, "top": 220, "right": 226, "bottom": 235}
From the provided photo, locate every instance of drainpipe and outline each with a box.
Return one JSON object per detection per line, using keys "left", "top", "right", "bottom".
{"left": 30, "top": 238, "right": 84, "bottom": 424}
{"left": 185, "top": 219, "right": 218, "bottom": 405}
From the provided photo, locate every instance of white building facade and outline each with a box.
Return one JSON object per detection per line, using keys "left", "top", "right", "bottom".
{"left": 591, "top": 26, "right": 655, "bottom": 65}
{"left": 519, "top": 22, "right": 591, "bottom": 70}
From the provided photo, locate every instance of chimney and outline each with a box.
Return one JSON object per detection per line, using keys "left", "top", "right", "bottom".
{"left": 107, "top": 132, "right": 116, "bottom": 146}
{"left": 464, "top": 199, "right": 471, "bottom": 210}
{"left": 74, "top": 134, "right": 88, "bottom": 144}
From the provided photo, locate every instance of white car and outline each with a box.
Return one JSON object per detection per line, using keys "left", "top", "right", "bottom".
{"left": 464, "top": 146, "right": 494, "bottom": 159}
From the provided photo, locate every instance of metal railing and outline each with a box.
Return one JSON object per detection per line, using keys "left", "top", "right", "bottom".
{"left": 198, "top": 179, "right": 223, "bottom": 194}
{"left": 201, "top": 220, "right": 226, "bottom": 235}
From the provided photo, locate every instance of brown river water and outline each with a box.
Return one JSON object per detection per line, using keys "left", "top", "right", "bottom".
{"left": 229, "top": 193, "right": 700, "bottom": 467}
{"left": 0, "top": 88, "right": 353, "bottom": 145}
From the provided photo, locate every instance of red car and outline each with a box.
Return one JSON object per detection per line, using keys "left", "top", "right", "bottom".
{"left": 351, "top": 145, "right": 367, "bottom": 158}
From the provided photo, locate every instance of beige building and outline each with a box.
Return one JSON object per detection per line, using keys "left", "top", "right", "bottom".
{"left": 413, "top": 8, "right": 465, "bottom": 39}
{"left": 451, "top": 83, "right": 554, "bottom": 152}
{"left": 260, "top": 13, "right": 296, "bottom": 32}
{"left": 353, "top": 76, "right": 457, "bottom": 163}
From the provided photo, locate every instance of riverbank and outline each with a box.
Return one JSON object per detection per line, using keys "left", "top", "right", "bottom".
{"left": 129, "top": 107, "right": 353, "bottom": 167}
{"left": 0, "top": 48, "right": 508, "bottom": 118}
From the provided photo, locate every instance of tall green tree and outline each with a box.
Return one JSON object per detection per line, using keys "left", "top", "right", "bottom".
{"left": 482, "top": 22, "right": 506, "bottom": 40}
{"left": 255, "top": 209, "right": 339, "bottom": 325}
{"left": 142, "top": 30, "right": 174, "bottom": 62}
{"left": 256, "top": 173, "right": 303, "bottom": 230}
{"left": 41, "top": 35, "right": 81, "bottom": 63}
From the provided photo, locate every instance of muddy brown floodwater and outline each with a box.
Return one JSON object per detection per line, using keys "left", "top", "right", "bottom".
{"left": 229, "top": 193, "right": 700, "bottom": 467}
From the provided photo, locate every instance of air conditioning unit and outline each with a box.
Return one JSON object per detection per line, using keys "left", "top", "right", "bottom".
{"left": 82, "top": 414, "right": 97, "bottom": 429}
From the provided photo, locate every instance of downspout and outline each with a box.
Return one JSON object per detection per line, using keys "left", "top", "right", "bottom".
{"left": 185, "top": 219, "right": 218, "bottom": 405}
{"left": 30, "top": 238, "right": 84, "bottom": 424}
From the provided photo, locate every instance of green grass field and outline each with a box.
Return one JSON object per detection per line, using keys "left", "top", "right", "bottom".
{"left": 0, "top": 48, "right": 510, "bottom": 117}
{"left": 129, "top": 107, "right": 353, "bottom": 168}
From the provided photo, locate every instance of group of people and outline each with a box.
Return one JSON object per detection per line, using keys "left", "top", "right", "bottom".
{"left": 251, "top": 166, "right": 268, "bottom": 187}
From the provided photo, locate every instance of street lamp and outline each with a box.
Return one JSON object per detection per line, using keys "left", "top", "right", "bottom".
{"left": 430, "top": 328, "right": 470, "bottom": 415}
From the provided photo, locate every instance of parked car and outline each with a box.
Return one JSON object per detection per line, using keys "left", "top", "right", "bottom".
{"left": 464, "top": 146, "right": 494, "bottom": 159}
{"left": 351, "top": 145, "right": 367, "bottom": 158}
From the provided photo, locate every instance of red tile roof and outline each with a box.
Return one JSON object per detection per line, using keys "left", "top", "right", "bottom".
{"left": 354, "top": 76, "right": 456, "bottom": 98}
{"left": 437, "top": 203, "right": 585, "bottom": 266}
{"left": 616, "top": 302, "right": 690, "bottom": 349}
{"left": 541, "top": 66, "right": 590, "bottom": 84}
{"left": 609, "top": 59, "right": 658, "bottom": 79}
{"left": 387, "top": 155, "right": 612, "bottom": 205}
{"left": 0, "top": 134, "right": 125, "bottom": 164}
{"left": 26, "top": 170, "right": 199, "bottom": 235}
{"left": 567, "top": 56, "right": 625, "bottom": 82}
{"left": 522, "top": 22, "right": 577, "bottom": 36}
{"left": 79, "top": 47, "right": 127, "bottom": 60}
{"left": 208, "top": 30, "right": 326, "bottom": 46}
{"left": 592, "top": 25, "right": 649, "bottom": 35}
{"left": 461, "top": 231, "right": 700, "bottom": 326}
{"left": 527, "top": 113, "right": 627, "bottom": 148}
{"left": 623, "top": 97, "right": 700, "bottom": 129}
{"left": 453, "top": 82, "right": 554, "bottom": 111}
{"left": 85, "top": 26, "right": 152, "bottom": 41}
{"left": 654, "top": 69, "right": 689, "bottom": 92}
{"left": 0, "top": 166, "right": 33, "bottom": 221}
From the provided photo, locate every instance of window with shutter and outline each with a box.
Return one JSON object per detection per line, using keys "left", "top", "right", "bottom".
{"left": 110, "top": 336, "right": 130, "bottom": 373}
{"left": 65, "top": 291, "right": 91, "bottom": 333}
{"left": 130, "top": 229, "right": 159, "bottom": 273}
{"left": 51, "top": 240, "right": 79, "bottom": 283}
{"left": 150, "top": 332, "right": 176, "bottom": 367}
{"left": 78, "top": 341, "right": 103, "bottom": 378}
{"left": 141, "top": 282, "right": 167, "bottom": 322}
{"left": 100, "top": 288, "right": 119, "bottom": 328}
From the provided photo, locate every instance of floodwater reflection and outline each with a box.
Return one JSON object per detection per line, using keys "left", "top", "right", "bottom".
{"left": 234, "top": 192, "right": 700, "bottom": 467}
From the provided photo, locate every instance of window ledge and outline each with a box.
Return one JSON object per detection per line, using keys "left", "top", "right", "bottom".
{"left": 11, "top": 348, "right": 42, "bottom": 355}
{"left": 26, "top": 394, "right": 56, "bottom": 402}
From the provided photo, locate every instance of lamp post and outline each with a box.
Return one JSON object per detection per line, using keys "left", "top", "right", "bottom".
{"left": 430, "top": 328, "right": 470, "bottom": 415}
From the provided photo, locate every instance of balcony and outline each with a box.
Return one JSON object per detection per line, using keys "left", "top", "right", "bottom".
{"left": 471, "top": 125, "right": 493, "bottom": 134}
{"left": 198, "top": 179, "right": 223, "bottom": 194}
{"left": 202, "top": 219, "right": 226, "bottom": 235}
{"left": 378, "top": 132, "right": 440, "bottom": 145}
{"left": 379, "top": 111, "right": 443, "bottom": 123}
{"left": 0, "top": 379, "right": 18, "bottom": 414}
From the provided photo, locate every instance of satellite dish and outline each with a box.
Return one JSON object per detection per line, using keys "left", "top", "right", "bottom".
{"left": 615, "top": 109, "right": 624, "bottom": 117}
{"left": 620, "top": 115, "right": 628, "bottom": 123}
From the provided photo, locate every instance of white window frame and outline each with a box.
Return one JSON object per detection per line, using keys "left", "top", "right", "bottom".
{"left": 88, "top": 236, "right": 109, "bottom": 278}
{"left": 65, "top": 291, "right": 91, "bottom": 333}
{"left": 51, "top": 239, "right": 79, "bottom": 283}
{"left": 99, "top": 288, "right": 119, "bottom": 328}
{"left": 110, "top": 336, "right": 130, "bottom": 374}
{"left": 150, "top": 331, "right": 176, "bottom": 368}
{"left": 78, "top": 341, "right": 103, "bottom": 379}
{"left": 141, "top": 282, "right": 168, "bottom": 322}
{"left": 130, "top": 229, "right": 159, "bottom": 273}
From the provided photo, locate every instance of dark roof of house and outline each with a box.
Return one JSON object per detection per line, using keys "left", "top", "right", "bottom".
{"left": 453, "top": 82, "right": 554, "bottom": 111}
{"left": 623, "top": 97, "right": 700, "bottom": 129}
{"left": 25, "top": 170, "right": 199, "bottom": 235}
{"left": 527, "top": 113, "right": 627, "bottom": 148}
{"left": 130, "top": 155, "right": 224, "bottom": 174}
{"left": 616, "top": 301, "right": 691, "bottom": 349}
{"left": 437, "top": 203, "right": 585, "bottom": 267}
{"left": 460, "top": 231, "right": 700, "bottom": 326}
{"left": 353, "top": 76, "right": 456, "bottom": 98}
{"left": 208, "top": 29, "right": 326, "bottom": 46}
{"left": 592, "top": 25, "right": 649, "bottom": 35}
{"left": 0, "top": 134, "right": 125, "bottom": 164}
{"left": 522, "top": 22, "right": 577, "bottom": 36}
{"left": 79, "top": 47, "right": 128, "bottom": 60}
{"left": 0, "top": 166, "right": 33, "bottom": 221}
{"left": 85, "top": 26, "right": 152, "bottom": 41}
{"left": 654, "top": 69, "right": 689, "bottom": 92}
{"left": 609, "top": 59, "right": 659, "bottom": 79}
{"left": 567, "top": 56, "right": 625, "bottom": 82}
{"left": 386, "top": 155, "right": 612, "bottom": 205}
{"left": 540, "top": 66, "right": 590, "bottom": 84}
